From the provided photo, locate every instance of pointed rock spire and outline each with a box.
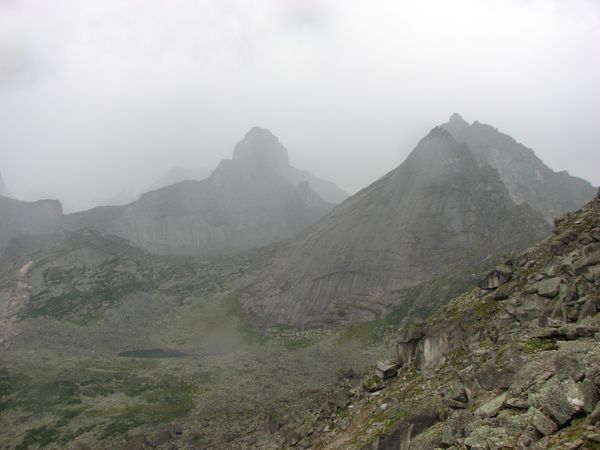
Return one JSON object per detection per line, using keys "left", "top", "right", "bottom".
{"left": 232, "top": 126, "right": 289, "bottom": 170}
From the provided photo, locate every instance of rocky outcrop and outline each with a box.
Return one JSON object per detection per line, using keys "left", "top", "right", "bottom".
{"left": 243, "top": 127, "right": 550, "bottom": 329}
{"left": 442, "top": 113, "right": 596, "bottom": 223}
{"left": 65, "top": 128, "right": 334, "bottom": 256}
{"left": 309, "top": 187, "right": 600, "bottom": 450}
{"left": 0, "top": 196, "right": 63, "bottom": 251}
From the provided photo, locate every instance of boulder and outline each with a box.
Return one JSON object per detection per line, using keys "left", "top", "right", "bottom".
{"left": 535, "top": 277, "right": 562, "bottom": 298}
{"left": 530, "top": 377, "right": 585, "bottom": 426}
{"left": 480, "top": 267, "right": 512, "bottom": 290}
{"left": 528, "top": 407, "right": 558, "bottom": 436}
{"left": 475, "top": 392, "right": 507, "bottom": 418}
{"left": 376, "top": 361, "right": 399, "bottom": 380}
{"left": 464, "top": 425, "right": 511, "bottom": 450}
{"left": 579, "top": 380, "right": 600, "bottom": 414}
{"left": 363, "top": 375, "right": 385, "bottom": 393}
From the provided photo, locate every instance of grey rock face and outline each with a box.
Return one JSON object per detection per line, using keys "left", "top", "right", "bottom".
{"left": 65, "top": 128, "right": 334, "bottom": 256}
{"left": 244, "top": 127, "right": 550, "bottom": 328}
{"left": 442, "top": 113, "right": 596, "bottom": 223}
{"left": 0, "top": 196, "right": 63, "bottom": 251}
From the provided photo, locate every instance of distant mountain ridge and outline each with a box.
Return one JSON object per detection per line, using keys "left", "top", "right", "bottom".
{"left": 442, "top": 113, "right": 596, "bottom": 222}
{"left": 64, "top": 127, "right": 335, "bottom": 256}
{"left": 243, "top": 126, "right": 551, "bottom": 329}
{"left": 148, "top": 166, "right": 212, "bottom": 192}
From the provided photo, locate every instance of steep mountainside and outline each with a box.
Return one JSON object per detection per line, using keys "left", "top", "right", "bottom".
{"left": 243, "top": 128, "right": 550, "bottom": 329}
{"left": 442, "top": 113, "right": 596, "bottom": 222}
{"left": 0, "top": 196, "right": 63, "bottom": 251}
{"left": 65, "top": 128, "right": 334, "bottom": 256}
{"left": 306, "top": 188, "right": 600, "bottom": 450}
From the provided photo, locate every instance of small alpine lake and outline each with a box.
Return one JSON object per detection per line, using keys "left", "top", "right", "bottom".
{"left": 117, "top": 349, "right": 187, "bottom": 359}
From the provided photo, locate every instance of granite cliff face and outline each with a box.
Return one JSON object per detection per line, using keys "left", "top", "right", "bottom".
{"left": 442, "top": 113, "right": 596, "bottom": 223}
{"left": 0, "top": 196, "right": 63, "bottom": 251}
{"left": 65, "top": 128, "right": 334, "bottom": 256}
{"left": 243, "top": 128, "right": 550, "bottom": 329}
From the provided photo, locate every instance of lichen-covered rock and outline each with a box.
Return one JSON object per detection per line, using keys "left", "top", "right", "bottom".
{"left": 475, "top": 392, "right": 507, "bottom": 418}
{"left": 529, "top": 376, "right": 585, "bottom": 426}
{"left": 528, "top": 407, "right": 558, "bottom": 436}
{"left": 535, "top": 277, "right": 562, "bottom": 298}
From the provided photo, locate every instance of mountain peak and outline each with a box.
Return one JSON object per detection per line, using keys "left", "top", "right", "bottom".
{"left": 442, "top": 112, "right": 471, "bottom": 137}
{"left": 404, "top": 126, "right": 476, "bottom": 174}
{"left": 232, "top": 126, "right": 289, "bottom": 170}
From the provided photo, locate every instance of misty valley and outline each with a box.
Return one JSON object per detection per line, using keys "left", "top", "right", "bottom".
{"left": 2, "top": 112, "right": 599, "bottom": 449}
{"left": 2, "top": 2, "right": 600, "bottom": 449}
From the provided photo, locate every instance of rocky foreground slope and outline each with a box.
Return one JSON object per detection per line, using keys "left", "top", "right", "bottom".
{"left": 297, "top": 188, "right": 600, "bottom": 449}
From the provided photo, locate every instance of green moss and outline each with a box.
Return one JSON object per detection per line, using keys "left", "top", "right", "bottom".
{"left": 520, "top": 338, "right": 558, "bottom": 353}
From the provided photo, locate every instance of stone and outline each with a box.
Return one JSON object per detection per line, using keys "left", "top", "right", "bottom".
{"left": 480, "top": 269, "right": 512, "bottom": 290}
{"left": 376, "top": 361, "right": 398, "bottom": 380}
{"left": 535, "top": 277, "right": 562, "bottom": 298}
{"left": 579, "top": 380, "right": 600, "bottom": 414}
{"left": 531, "top": 376, "right": 585, "bottom": 426}
{"left": 444, "top": 398, "right": 468, "bottom": 409}
{"left": 493, "top": 283, "right": 513, "bottom": 301}
{"left": 505, "top": 397, "right": 529, "bottom": 410}
{"left": 266, "top": 414, "right": 280, "bottom": 434}
{"left": 330, "top": 389, "right": 350, "bottom": 410}
{"left": 464, "top": 425, "right": 511, "bottom": 450}
{"left": 586, "top": 433, "right": 600, "bottom": 443}
{"left": 529, "top": 407, "right": 558, "bottom": 436}
{"left": 363, "top": 375, "right": 384, "bottom": 393}
{"left": 475, "top": 392, "right": 507, "bottom": 418}
{"left": 588, "top": 402, "right": 600, "bottom": 424}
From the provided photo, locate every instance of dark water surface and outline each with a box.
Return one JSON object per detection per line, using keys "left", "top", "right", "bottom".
{"left": 117, "top": 349, "right": 187, "bottom": 358}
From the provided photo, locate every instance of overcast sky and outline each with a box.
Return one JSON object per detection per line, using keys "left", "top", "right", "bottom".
{"left": 1, "top": 0, "right": 599, "bottom": 211}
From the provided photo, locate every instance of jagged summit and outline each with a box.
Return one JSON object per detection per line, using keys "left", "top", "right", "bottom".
{"left": 441, "top": 114, "right": 596, "bottom": 222}
{"left": 405, "top": 126, "right": 476, "bottom": 175}
{"left": 232, "top": 126, "right": 289, "bottom": 170}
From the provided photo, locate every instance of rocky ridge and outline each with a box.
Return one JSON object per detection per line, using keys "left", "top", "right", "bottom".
{"left": 64, "top": 127, "right": 335, "bottom": 256}
{"left": 442, "top": 113, "right": 596, "bottom": 223}
{"left": 297, "top": 187, "right": 600, "bottom": 449}
{"left": 243, "top": 127, "right": 550, "bottom": 329}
